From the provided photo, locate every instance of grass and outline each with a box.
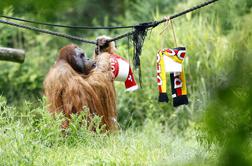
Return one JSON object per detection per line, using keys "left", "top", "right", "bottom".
{"left": 0, "top": 98, "right": 216, "bottom": 166}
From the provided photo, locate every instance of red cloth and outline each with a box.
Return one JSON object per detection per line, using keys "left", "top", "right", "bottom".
{"left": 110, "top": 54, "right": 138, "bottom": 91}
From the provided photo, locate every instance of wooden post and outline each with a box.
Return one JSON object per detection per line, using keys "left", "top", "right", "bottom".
{"left": 0, "top": 47, "right": 25, "bottom": 63}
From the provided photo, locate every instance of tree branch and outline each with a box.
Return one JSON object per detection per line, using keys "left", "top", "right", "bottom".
{"left": 0, "top": 47, "right": 25, "bottom": 63}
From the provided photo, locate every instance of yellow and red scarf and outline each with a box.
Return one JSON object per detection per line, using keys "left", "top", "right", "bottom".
{"left": 156, "top": 47, "right": 188, "bottom": 107}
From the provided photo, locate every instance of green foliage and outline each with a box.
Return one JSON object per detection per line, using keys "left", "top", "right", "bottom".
{"left": 0, "top": 97, "right": 214, "bottom": 165}
{"left": 0, "top": 97, "right": 114, "bottom": 165}
{"left": 198, "top": 12, "right": 252, "bottom": 166}
{"left": 0, "top": 0, "right": 73, "bottom": 21}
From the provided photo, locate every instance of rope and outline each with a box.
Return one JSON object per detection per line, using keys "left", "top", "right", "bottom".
{"left": 0, "top": 0, "right": 219, "bottom": 87}
{"left": 0, "top": 19, "right": 97, "bottom": 44}
{"left": 109, "top": 0, "right": 219, "bottom": 42}
{"left": 1, "top": 0, "right": 218, "bottom": 32}
{"left": 156, "top": 0, "right": 219, "bottom": 25}
{"left": 170, "top": 19, "right": 178, "bottom": 47}
{"left": 107, "top": 31, "right": 134, "bottom": 43}
{"left": 0, "top": 0, "right": 219, "bottom": 44}
{"left": 0, "top": 15, "right": 135, "bottom": 30}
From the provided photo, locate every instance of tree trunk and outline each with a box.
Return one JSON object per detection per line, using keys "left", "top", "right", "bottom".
{"left": 0, "top": 47, "right": 25, "bottom": 63}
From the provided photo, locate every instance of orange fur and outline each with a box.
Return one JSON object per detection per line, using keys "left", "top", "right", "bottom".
{"left": 44, "top": 44, "right": 117, "bottom": 131}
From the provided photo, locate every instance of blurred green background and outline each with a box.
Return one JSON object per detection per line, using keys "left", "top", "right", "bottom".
{"left": 0, "top": 0, "right": 252, "bottom": 165}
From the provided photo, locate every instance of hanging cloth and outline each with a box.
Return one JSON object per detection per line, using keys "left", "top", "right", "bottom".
{"left": 110, "top": 53, "right": 138, "bottom": 91}
{"left": 156, "top": 47, "right": 188, "bottom": 107}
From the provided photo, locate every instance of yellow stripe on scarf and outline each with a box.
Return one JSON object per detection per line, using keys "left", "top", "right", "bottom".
{"left": 180, "top": 67, "right": 187, "bottom": 95}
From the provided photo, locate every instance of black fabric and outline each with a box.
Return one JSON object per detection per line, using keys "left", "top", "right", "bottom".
{"left": 132, "top": 25, "right": 148, "bottom": 87}
{"left": 173, "top": 95, "right": 189, "bottom": 107}
{"left": 158, "top": 93, "right": 169, "bottom": 102}
{"left": 170, "top": 73, "right": 176, "bottom": 96}
{"left": 170, "top": 72, "right": 189, "bottom": 107}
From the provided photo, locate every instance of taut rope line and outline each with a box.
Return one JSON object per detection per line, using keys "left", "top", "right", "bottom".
{"left": 0, "top": 0, "right": 219, "bottom": 43}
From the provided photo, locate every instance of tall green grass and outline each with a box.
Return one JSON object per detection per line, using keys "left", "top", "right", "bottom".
{"left": 0, "top": 97, "right": 215, "bottom": 165}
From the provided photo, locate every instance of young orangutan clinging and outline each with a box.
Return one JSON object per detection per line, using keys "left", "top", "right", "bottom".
{"left": 95, "top": 36, "right": 138, "bottom": 91}
{"left": 43, "top": 44, "right": 117, "bottom": 131}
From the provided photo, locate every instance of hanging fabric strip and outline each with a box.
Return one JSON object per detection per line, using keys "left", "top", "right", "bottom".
{"left": 156, "top": 47, "right": 189, "bottom": 107}
{"left": 170, "top": 68, "right": 188, "bottom": 107}
{"left": 110, "top": 53, "right": 138, "bottom": 91}
{"left": 132, "top": 25, "right": 148, "bottom": 88}
{"left": 157, "top": 50, "right": 169, "bottom": 102}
